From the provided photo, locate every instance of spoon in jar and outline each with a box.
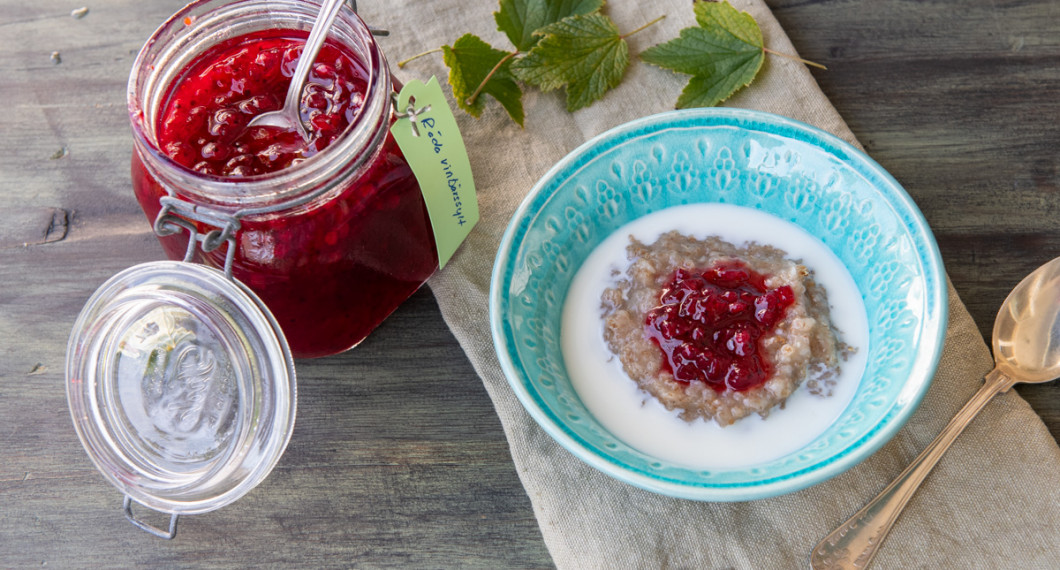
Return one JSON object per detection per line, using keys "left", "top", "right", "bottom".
{"left": 246, "top": 0, "right": 347, "bottom": 142}
{"left": 810, "top": 255, "right": 1060, "bottom": 569}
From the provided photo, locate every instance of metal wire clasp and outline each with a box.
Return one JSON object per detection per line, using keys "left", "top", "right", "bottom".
{"left": 123, "top": 496, "right": 178, "bottom": 540}
{"left": 153, "top": 196, "right": 241, "bottom": 279}
{"left": 347, "top": 0, "right": 389, "bottom": 36}
{"left": 392, "top": 93, "right": 432, "bottom": 137}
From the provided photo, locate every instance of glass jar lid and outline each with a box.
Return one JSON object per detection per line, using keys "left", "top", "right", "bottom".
{"left": 66, "top": 261, "right": 296, "bottom": 520}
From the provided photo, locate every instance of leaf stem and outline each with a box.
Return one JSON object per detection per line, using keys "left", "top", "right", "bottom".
{"left": 763, "top": 47, "right": 827, "bottom": 70}
{"left": 622, "top": 15, "right": 666, "bottom": 40}
{"left": 466, "top": 51, "right": 519, "bottom": 106}
{"left": 397, "top": 47, "right": 443, "bottom": 69}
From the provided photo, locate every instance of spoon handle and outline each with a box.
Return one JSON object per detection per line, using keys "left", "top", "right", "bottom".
{"left": 281, "top": 0, "right": 347, "bottom": 122}
{"left": 810, "top": 368, "right": 1014, "bottom": 570}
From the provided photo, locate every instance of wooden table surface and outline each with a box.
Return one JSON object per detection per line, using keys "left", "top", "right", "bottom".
{"left": 2, "top": 0, "right": 1058, "bottom": 567}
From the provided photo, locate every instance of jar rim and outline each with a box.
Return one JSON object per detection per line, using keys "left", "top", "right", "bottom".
{"left": 128, "top": 0, "right": 391, "bottom": 210}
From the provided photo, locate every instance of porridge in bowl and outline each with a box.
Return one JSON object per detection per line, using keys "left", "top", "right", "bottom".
{"left": 602, "top": 232, "right": 847, "bottom": 427}
{"left": 561, "top": 204, "right": 869, "bottom": 469}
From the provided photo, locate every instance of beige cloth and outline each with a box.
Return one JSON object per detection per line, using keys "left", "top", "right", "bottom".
{"left": 367, "top": 0, "right": 1060, "bottom": 567}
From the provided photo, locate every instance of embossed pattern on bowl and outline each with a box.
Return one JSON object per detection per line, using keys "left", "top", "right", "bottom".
{"left": 490, "top": 109, "right": 947, "bottom": 501}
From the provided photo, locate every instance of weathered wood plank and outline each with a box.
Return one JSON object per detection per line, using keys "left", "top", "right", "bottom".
{"left": 0, "top": 208, "right": 69, "bottom": 248}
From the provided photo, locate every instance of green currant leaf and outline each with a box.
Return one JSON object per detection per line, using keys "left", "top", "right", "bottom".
{"left": 494, "top": 0, "right": 604, "bottom": 52}
{"left": 641, "top": 0, "right": 764, "bottom": 108}
{"left": 510, "top": 12, "right": 629, "bottom": 112}
{"left": 441, "top": 33, "right": 525, "bottom": 126}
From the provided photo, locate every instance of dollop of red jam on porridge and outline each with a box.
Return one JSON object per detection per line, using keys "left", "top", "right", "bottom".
{"left": 602, "top": 232, "right": 844, "bottom": 426}
{"left": 645, "top": 262, "right": 795, "bottom": 392}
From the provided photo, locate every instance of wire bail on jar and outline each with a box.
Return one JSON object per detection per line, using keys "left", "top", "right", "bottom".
{"left": 347, "top": 0, "right": 390, "bottom": 36}
{"left": 391, "top": 94, "right": 432, "bottom": 137}
{"left": 153, "top": 196, "right": 242, "bottom": 280}
{"left": 124, "top": 496, "right": 179, "bottom": 540}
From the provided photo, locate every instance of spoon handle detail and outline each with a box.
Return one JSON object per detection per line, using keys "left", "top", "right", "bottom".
{"left": 284, "top": 0, "right": 346, "bottom": 114}
{"left": 810, "top": 368, "right": 1014, "bottom": 570}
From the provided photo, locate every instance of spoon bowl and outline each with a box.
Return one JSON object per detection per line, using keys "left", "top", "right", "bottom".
{"left": 993, "top": 255, "right": 1060, "bottom": 383}
{"left": 811, "top": 256, "right": 1060, "bottom": 569}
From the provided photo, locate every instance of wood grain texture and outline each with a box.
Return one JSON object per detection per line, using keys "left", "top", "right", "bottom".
{"left": 767, "top": 0, "right": 1060, "bottom": 441}
{"left": 1, "top": 0, "right": 1057, "bottom": 567}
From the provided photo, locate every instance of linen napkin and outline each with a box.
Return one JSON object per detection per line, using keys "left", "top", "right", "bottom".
{"left": 366, "top": 0, "right": 1060, "bottom": 567}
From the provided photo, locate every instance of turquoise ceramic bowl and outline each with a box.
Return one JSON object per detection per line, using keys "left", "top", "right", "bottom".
{"left": 490, "top": 108, "right": 947, "bottom": 501}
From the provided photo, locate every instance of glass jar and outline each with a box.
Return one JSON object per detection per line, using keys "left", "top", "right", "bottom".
{"left": 66, "top": 261, "right": 297, "bottom": 537}
{"left": 128, "top": 0, "right": 438, "bottom": 358}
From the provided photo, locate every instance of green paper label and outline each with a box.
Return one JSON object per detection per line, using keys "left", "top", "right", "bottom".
{"left": 390, "top": 76, "right": 479, "bottom": 269}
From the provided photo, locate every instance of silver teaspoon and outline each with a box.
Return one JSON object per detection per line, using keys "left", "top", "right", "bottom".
{"left": 247, "top": 0, "right": 346, "bottom": 142}
{"left": 811, "top": 255, "right": 1060, "bottom": 570}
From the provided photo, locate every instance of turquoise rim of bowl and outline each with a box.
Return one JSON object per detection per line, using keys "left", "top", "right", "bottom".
{"left": 489, "top": 108, "right": 947, "bottom": 501}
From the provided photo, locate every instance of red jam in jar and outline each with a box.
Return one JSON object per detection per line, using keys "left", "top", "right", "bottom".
{"left": 129, "top": 0, "right": 438, "bottom": 358}
{"left": 156, "top": 30, "right": 363, "bottom": 177}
